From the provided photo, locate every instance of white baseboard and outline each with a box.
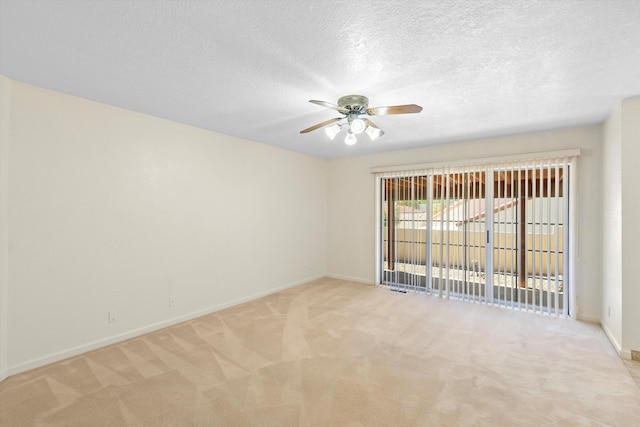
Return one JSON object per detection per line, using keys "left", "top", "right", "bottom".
{"left": 576, "top": 313, "right": 600, "bottom": 323}
{"left": 599, "top": 321, "right": 629, "bottom": 359}
{"left": 6, "top": 274, "right": 326, "bottom": 377}
{"left": 325, "top": 273, "right": 374, "bottom": 285}
{"left": 619, "top": 349, "right": 632, "bottom": 360}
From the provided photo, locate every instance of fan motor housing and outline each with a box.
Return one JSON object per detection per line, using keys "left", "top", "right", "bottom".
{"left": 338, "top": 95, "right": 369, "bottom": 113}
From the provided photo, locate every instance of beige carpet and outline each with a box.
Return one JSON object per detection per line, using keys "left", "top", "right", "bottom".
{"left": 1, "top": 277, "right": 639, "bottom": 426}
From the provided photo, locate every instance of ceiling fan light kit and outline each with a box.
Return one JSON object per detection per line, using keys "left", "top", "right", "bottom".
{"left": 344, "top": 130, "right": 357, "bottom": 145}
{"left": 349, "top": 117, "right": 366, "bottom": 134}
{"left": 365, "top": 125, "right": 384, "bottom": 141}
{"left": 324, "top": 123, "right": 342, "bottom": 140}
{"left": 300, "top": 95, "right": 422, "bottom": 145}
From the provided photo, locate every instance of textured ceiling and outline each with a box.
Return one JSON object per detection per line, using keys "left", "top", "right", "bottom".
{"left": 1, "top": 1, "right": 639, "bottom": 159}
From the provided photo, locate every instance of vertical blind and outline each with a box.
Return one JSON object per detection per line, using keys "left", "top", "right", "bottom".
{"left": 377, "top": 154, "right": 573, "bottom": 317}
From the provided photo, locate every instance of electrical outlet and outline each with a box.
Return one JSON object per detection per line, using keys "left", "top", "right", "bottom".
{"left": 108, "top": 311, "right": 118, "bottom": 323}
{"left": 169, "top": 296, "right": 176, "bottom": 307}
{"left": 608, "top": 306, "right": 611, "bottom": 317}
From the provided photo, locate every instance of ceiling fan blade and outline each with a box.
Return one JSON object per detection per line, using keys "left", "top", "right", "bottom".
{"left": 366, "top": 104, "right": 423, "bottom": 115}
{"left": 309, "top": 100, "right": 348, "bottom": 113}
{"left": 300, "top": 117, "right": 342, "bottom": 134}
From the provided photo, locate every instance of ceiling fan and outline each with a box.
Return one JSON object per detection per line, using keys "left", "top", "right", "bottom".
{"left": 300, "top": 95, "right": 422, "bottom": 145}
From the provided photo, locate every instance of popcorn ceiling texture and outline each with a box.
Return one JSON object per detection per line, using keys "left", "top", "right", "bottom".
{"left": 1, "top": 0, "right": 639, "bottom": 158}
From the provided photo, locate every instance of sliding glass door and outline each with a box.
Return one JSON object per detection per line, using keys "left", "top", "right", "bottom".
{"left": 381, "top": 176, "right": 429, "bottom": 291}
{"left": 377, "top": 158, "right": 570, "bottom": 316}
{"left": 429, "top": 170, "right": 488, "bottom": 300}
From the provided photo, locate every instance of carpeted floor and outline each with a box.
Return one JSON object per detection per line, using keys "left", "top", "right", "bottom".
{"left": 1, "top": 277, "right": 639, "bottom": 426}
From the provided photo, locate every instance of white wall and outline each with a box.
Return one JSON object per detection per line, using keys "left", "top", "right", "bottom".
{"left": 2, "top": 73, "right": 636, "bottom": 376}
{"left": 4, "top": 78, "right": 327, "bottom": 375}
{"left": 601, "top": 103, "right": 622, "bottom": 351}
{"left": 0, "top": 75, "right": 10, "bottom": 381}
{"left": 620, "top": 96, "right": 640, "bottom": 355}
{"left": 601, "top": 95, "right": 640, "bottom": 358}
{"left": 327, "top": 126, "right": 603, "bottom": 321}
